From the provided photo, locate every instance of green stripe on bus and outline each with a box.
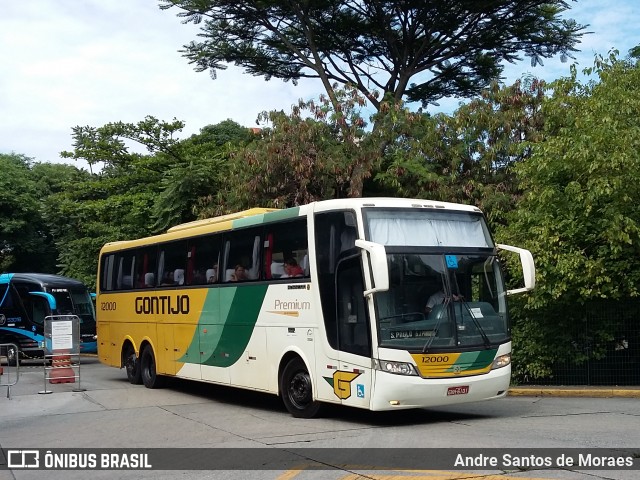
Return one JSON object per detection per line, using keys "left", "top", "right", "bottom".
{"left": 185, "top": 285, "right": 269, "bottom": 368}
{"left": 232, "top": 207, "right": 300, "bottom": 228}
{"left": 454, "top": 349, "right": 497, "bottom": 370}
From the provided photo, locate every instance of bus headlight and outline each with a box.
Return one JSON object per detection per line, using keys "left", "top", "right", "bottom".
{"left": 491, "top": 353, "right": 511, "bottom": 370}
{"left": 373, "top": 359, "right": 418, "bottom": 376}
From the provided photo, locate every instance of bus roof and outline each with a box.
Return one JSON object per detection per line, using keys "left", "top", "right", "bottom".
{"left": 99, "top": 198, "right": 483, "bottom": 253}
{"left": 0, "top": 273, "right": 86, "bottom": 289}
{"left": 167, "top": 208, "right": 280, "bottom": 233}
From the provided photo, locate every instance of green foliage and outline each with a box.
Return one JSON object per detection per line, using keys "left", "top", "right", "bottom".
{"left": 50, "top": 118, "right": 254, "bottom": 286}
{"left": 0, "top": 154, "right": 59, "bottom": 272}
{"left": 60, "top": 116, "right": 186, "bottom": 170}
{"left": 374, "top": 77, "right": 546, "bottom": 225}
{"left": 154, "top": 120, "right": 251, "bottom": 229}
{"left": 51, "top": 117, "right": 186, "bottom": 286}
{"left": 501, "top": 52, "right": 640, "bottom": 380}
{"left": 206, "top": 85, "right": 377, "bottom": 215}
{"left": 6, "top": 45, "right": 639, "bottom": 388}
{"left": 159, "top": 0, "right": 584, "bottom": 196}
{"left": 161, "top": 0, "right": 584, "bottom": 110}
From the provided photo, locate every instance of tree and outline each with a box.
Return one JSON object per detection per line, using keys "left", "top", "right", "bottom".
{"left": 52, "top": 118, "right": 256, "bottom": 286}
{"left": 60, "top": 116, "right": 186, "bottom": 173}
{"left": 54, "top": 117, "right": 186, "bottom": 286}
{"left": 374, "top": 76, "right": 546, "bottom": 225}
{"left": 154, "top": 120, "right": 253, "bottom": 229}
{"left": 160, "top": 0, "right": 584, "bottom": 113}
{"left": 203, "top": 84, "right": 377, "bottom": 215}
{"left": 160, "top": 0, "right": 584, "bottom": 197}
{"left": 499, "top": 51, "right": 640, "bottom": 379}
{"left": 0, "top": 154, "right": 59, "bottom": 272}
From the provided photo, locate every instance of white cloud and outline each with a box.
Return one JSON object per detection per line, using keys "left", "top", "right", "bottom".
{"left": 1, "top": 0, "right": 638, "bottom": 166}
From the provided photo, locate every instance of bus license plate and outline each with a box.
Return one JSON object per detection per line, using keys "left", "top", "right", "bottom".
{"left": 447, "top": 385, "right": 469, "bottom": 396}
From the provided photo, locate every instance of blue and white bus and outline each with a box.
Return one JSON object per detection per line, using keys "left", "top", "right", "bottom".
{"left": 0, "top": 273, "right": 97, "bottom": 365}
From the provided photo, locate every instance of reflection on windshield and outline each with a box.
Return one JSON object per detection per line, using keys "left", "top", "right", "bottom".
{"left": 375, "top": 253, "right": 508, "bottom": 350}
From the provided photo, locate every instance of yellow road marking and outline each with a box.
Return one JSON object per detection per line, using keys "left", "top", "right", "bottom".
{"left": 276, "top": 465, "right": 559, "bottom": 480}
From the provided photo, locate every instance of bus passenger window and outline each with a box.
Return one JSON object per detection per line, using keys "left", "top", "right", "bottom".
{"left": 223, "top": 228, "right": 262, "bottom": 282}
{"left": 157, "top": 241, "right": 186, "bottom": 287}
{"left": 265, "top": 219, "right": 308, "bottom": 281}
{"left": 134, "top": 247, "right": 157, "bottom": 290}
{"left": 115, "top": 252, "right": 135, "bottom": 291}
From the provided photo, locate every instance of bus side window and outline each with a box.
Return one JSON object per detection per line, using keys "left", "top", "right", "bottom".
{"left": 222, "top": 227, "right": 263, "bottom": 282}
{"left": 265, "top": 218, "right": 308, "bottom": 280}
{"left": 115, "top": 252, "right": 136, "bottom": 291}
{"left": 135, "top": 247, "right": 157, "bottom": 290}
{"left": 188, "top": 234, "right": 221, "bottom": 285}
{"left": 101, "top": 254, "right": 116, "bottom": 291}
{"left": 336, "top": 256, "right": 371, "bottom": 357}
{"left": 315, "top": 210, "right": 358, "bottom": 350}
{"left": 157, "top": 241, "right": 187, "bottom": 286}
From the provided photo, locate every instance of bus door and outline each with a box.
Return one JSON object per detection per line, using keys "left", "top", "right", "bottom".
{"left": 333, "top": 253, "right": 373, "bottom": 409}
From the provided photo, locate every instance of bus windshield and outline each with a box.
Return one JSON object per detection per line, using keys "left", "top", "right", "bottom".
{"left": 363, "top": 208, "right": 508, "bottom": 350}
{"left": 373, "top": 253, "right": 508, "bottom": 350}
{"left": 49, "top": 288, "right": 95, "bottom": 322}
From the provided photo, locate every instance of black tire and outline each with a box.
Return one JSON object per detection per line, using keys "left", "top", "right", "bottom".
{"left": 6, "top": 345, "right": 18, "bottom": 367}
{"left": 279, "top": 357, "right": 323, "bottom": 418}
{"left": 123, "top": 343, "right": 142, "bottom": 385}
{"left": 140, "top": 345, "right": 164, "bottom": 389}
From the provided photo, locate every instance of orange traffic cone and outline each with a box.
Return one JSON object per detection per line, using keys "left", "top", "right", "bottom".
{"left": 49, "top": 350, "right": 75, "bottom": 384}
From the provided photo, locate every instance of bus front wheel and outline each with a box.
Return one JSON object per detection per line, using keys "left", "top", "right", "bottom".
{"left": 140, "top": 345, "right": 164, "bottom": 389}
{"left": 6, "top": 345, "right": 18, "bottom": 367}
{"left": 123, "top": 344, "right": 142, "bottom": 385}
{"left": 280, "top": 357, "right": 323, "bottom": 418}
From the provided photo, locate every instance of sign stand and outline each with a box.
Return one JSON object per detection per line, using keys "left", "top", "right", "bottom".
{"left": 0, "top": 343, "right": 20, "bottom": 399}
{"left": 40, "top": 315, "right": 85, "bottom": 394}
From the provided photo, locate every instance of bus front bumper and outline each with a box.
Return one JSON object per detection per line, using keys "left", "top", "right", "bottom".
{"left": 370, "top": 365, "right": 511, "bottom": 411}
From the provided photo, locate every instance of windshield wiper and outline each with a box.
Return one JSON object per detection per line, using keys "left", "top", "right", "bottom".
{"left": 422, "top": 297, "right": 451, "bottom": 354}
{"left": 457, "top": 299, "right": 492, "bottom": 348}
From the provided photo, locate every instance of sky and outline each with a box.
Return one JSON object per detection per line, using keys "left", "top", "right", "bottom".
{"left": 1, "top": 0, "right": 638, "bottom": 170}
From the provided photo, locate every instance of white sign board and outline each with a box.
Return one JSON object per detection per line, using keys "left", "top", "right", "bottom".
{"left": 51, "top": 320, "right": 73, "bottom": 351}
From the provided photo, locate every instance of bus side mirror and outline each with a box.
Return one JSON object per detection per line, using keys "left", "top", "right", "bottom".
{"left": 496, "top": 244, "right": 536, "bottom": 295}
{"left": 355, "top": 239, "right": 389, "bottom": 296}
{"left": 29, "top": 291, "right": 57, "bottom": 311}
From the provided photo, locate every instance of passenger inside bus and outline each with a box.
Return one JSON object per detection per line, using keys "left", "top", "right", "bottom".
{"left": 160, "top": 271, "right": 174, "bottom": 286}
{"left": 281, "top": 258, "right": 304, "bottom": 278}
{"left": 230, "top": 265, "right": 248, "bottom": 282}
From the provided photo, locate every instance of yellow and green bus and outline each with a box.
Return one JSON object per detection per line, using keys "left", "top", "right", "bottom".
{"left": 96, "top": 198, "right": 534, "bottom": 417}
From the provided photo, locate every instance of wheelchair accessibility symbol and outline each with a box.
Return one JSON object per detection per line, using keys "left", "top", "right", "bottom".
{"left": 356, "top": 384, "right": 365, "bottom": 398}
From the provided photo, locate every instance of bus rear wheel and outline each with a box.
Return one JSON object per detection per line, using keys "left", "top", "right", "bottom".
{"left": 140, "top": 345, "right": 164, "bottom": 389}
{"left": 280, "top": 357, "right": 323, "bottom": 418}
{"left": 123, "top": 344, "right": 142, "bottom": 385}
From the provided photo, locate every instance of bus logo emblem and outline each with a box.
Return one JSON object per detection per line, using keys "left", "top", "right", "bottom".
{"left": 323, "top": 371, "right": 361, "bottom": 399}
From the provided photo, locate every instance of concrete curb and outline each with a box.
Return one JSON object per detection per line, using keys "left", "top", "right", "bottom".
{"left": 508, "top": 386, "right": 640, "bottom": 398}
